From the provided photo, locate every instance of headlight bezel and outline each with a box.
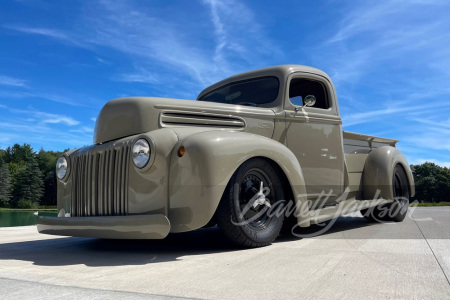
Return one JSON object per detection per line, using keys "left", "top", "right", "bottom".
{"left": 131, "top": 136, "right": 155, "bottom": 171}
{"left": 56, "top": 155, "right": 70, "bottom": 181}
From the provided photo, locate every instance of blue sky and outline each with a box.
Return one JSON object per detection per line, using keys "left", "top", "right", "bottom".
{"left": 0, "top": 0, "right": 449, "bottom": 167}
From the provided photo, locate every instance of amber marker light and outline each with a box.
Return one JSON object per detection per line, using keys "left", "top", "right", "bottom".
{"left": 177, "top": 146, "right": 185, "bottom": 157}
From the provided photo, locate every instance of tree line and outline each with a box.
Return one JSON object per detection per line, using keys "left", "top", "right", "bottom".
{"left": 411, "top": 162, "right": 450, "bottom": 203}
{"left": 0, "top": 144, "right": 449, "bottom": 208}
{"left": 0, "top": 144, "right": 66, "bottom": 208}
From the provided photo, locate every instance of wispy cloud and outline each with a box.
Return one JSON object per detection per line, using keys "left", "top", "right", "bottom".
{"left": 5, "top": 25, "right": 68, "bottom": 40}
{"left": 202, "top": 0, "right": 281, "bottom": 68}
{"left": 410, "top": 159, "right": 450, "bottom": 168}
{"left": 3, "top": 24, "right": 91, "bottom": 50}
{"left": 0, "top": 121, "right": 91, "bottom": 150}
{"left": 316, "top": 1, "right": 450, "bottom": 88}
{"left": 81, "top": 2, "right": 219, "bottom": 87}
{"left": 314, "top": 1, "right": 450, "bottom": 167}
{"left": 0, "top": 75, "right": 27, "bottom": 87}
{"left": 4, "top": 1, "right": 279, "bottom": 89}
{"left": 328, "top": 2, "right": 402, "bottom": 44}
{"left": 342, "top": 104, "right": 425, "bottom": 127}
{"left": 0, "top": 89, "right": 89, "bottom": 107}
{"left": 96, "top": 57, "right": 110, "bottom": 65}
{"left": 37, "top": 92, "right": 87, "bottom": 106}
{"left": 413, "top": 118, "right": 450, "bottom": 130}
{"left": 0, "top": 106, "right": 90, "bottom": 150}
{"left": 204, "top": 0, "right": 227, "bottom": 65}
{"left": 113, "top": 68, "right": 158, "bottom": 84}
{"left": 7, "top": 107, "right": 80, "bottom": 126}
{"left": 69, "top": 126, "right": 93, "bottom": 134}
{"left": 402, "top": 117, "right": 450, "bottom": 152}
{"left": 40, "top": 115, "right": 79, "bottom": 126}
{"left": 328, "top": 1, "right": 450, "bottom": 46}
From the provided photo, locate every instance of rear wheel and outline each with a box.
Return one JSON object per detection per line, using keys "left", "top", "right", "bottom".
{"left": 216, "top": 158, "right": 285, "bottom": 247}
{"left": 361, "top": 164, "right": 410, "bottom": 222}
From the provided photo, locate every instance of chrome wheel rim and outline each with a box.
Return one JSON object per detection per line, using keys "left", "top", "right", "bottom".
{"left": 237, "top": 168, "right": 273, "bottom": 230}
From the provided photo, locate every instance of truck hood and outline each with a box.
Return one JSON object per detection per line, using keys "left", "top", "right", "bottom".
{"left": 94, "top": 97, "right": 277, "bottom": 144}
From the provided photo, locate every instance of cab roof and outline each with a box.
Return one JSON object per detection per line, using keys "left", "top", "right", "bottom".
{"left": 197, "top": 64, "right": 331, "bottom": 100}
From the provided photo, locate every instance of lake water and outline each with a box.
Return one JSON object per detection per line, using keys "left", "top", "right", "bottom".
{"left": 0, "top": 211, "right": 57, "bottom": 227}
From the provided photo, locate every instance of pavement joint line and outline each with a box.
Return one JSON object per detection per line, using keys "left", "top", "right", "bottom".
{"left": 412, "top": 217, "right": 450, "bottom": 287}
{"left": 0, "top": 277, "right": 203, "bottom": 300}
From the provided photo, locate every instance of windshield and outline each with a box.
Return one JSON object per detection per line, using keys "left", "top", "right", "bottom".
{"left": 198, "top": 77, "right": 279, "bottom": 106}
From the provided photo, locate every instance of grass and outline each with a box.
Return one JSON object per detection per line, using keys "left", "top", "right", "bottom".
{"left": 410, "top": 202, "right": 450, "bottom": 207}
{"left": 0, "top": 206, "right": 57, "bottom": 212}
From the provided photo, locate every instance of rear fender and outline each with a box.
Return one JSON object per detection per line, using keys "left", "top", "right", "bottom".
{"left": 362, "top": 146, "right": 415, "bottom": 200}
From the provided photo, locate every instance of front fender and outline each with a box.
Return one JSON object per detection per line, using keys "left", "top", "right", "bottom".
{"left": 362, "top": 146, "right": 415, "bottom": 201}
{"left": 168, "top": 130, "right": 307, "bottom": 232}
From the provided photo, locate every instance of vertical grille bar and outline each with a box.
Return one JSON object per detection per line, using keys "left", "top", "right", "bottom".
{"left": 70, "top": 143, "right": 130, "bottom": 217}
{"left": 81, "top": 153, "right": 87, "bottom": 216}
{"left": 121, "top": 146, "right": 129, "bottom": 214}
{"left": 83, "top": 153, "right": 88, "bottom": 216}
{"left": 87, "top": 151, "right": 92, "bottom": 216}
{"left": 105, "top": 150, "right": 110, "bottom": 215}
{"left": 97, "top": 152, "right": 104, "bottom": 215}
{"left": 80, "top": 154, "right": 86, "bottom": 216}
{"left": 108, "top": 149, "right": 114, "bottom": 215}
{"left": 90, "top": 152, "right": 98, "bottom": 216}
{"left": 113, "top": 148, "right": 118, "bottom": 215}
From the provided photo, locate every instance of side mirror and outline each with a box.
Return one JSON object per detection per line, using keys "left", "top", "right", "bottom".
{"left": 304, "top": 95, "right": 316, "bottom": 107}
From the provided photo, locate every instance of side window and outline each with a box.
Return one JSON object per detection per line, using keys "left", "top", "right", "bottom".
{"left": 289, "top": 78, "right": 329, "bottom": 109}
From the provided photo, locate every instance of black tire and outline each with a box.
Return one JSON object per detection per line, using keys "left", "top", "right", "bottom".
{"left": 216, "top": 158, "right": 286, "bottom": 247}
{"left": 361, "top": 164, "right": 410, "bottom": 222}
{"left": 361, "top": 206, "right": 383, "bottom": 222}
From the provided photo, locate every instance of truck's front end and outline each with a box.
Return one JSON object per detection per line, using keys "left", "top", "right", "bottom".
{"left": 37, "top": 92, "right": 279, "bottom": 239}
{"left": 38, "top": 98, "right": 183, "bottom": 239}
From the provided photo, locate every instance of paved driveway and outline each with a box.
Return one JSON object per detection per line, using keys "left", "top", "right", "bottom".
{"left": 1, "top": 207, "right": 449, "bottom": 299}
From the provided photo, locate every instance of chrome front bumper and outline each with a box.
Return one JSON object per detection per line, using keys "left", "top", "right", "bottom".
{"left": 37, "top": 215, "right": 170, "bottom": 239}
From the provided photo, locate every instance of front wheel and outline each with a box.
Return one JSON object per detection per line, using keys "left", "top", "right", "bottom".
{"left": 361, "top": 164, "right": 410, "bottom": 222}
{"left": 216, "top": 158, "right": 286, "bottom": 247}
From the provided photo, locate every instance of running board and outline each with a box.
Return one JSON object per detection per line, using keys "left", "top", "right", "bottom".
{"left": 308, "top": 198, "right": 392, "bottom": 225}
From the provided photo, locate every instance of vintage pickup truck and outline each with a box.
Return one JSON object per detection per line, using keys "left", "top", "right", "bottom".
{"left": 38, "top": 65, "right": 415, "bottom": 247}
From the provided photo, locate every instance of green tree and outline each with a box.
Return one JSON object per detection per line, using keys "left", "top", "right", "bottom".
{"left": 0, "top": 158, "right": 12, "bottom": 207}
{"left": 4, "top": 143, "right": 35, "bottom": 165}
{"left": 11, "top": 158, "right": 44, "bottom": 208}
{"left": 411, "top": 162, "right": 450, "bottom": 203}
{"left": 436, "top": 168, "right": 450, "bottom": 202}
{"left": 36, "top": 148, "right": 62, "bottom": 206}
{"left": 0, "top": 149, "right": 6, "bottom": 161}
{"left": 4, "top": 144, "right": 36, "bottom": 187}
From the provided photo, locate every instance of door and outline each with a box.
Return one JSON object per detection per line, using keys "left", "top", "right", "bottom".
{"left": 284, "top": 73, "right": 345, "bottom": 206}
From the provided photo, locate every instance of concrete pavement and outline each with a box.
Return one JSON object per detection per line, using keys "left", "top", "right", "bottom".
{"left": 1, "top": 207, "right": 449, "bottom": 299}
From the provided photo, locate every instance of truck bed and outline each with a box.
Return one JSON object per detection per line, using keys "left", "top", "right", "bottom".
{"left": 343, "top": 131, "right": 399, "bottom": 195}
{"left": 343, "top": 131, "right": 398, "bottom": 154}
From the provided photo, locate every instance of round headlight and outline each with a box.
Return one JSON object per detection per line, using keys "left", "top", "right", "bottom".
{"left": 132, "top": 138, "right": 150, "bottom": 168}
{"left": 56, "top": 156, "right": 68, "bottom": 180}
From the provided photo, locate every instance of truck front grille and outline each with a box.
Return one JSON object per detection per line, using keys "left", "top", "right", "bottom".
{"left": 71, "top": 143, "right": 130, "bottom": 217}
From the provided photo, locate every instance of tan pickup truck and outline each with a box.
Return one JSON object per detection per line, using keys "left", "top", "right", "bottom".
{"left": 38, "top": 65, "right": 415, "bottom": 247}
